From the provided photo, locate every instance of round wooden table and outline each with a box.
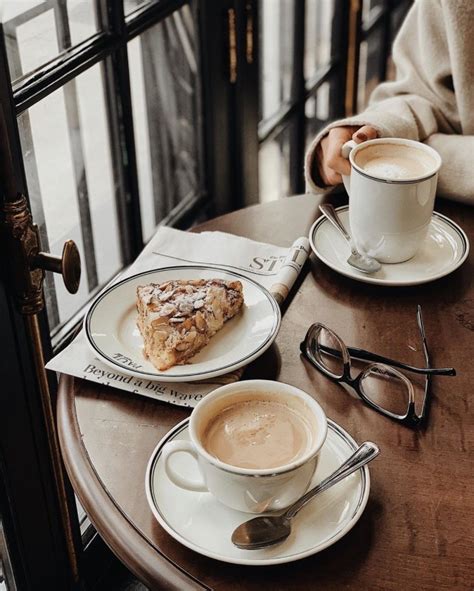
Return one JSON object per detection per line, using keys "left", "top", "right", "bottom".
{"left": 57, "top": 194, "right": 474, "bottom": 590}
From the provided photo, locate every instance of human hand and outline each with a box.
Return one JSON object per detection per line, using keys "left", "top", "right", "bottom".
{"left": 316, "top": 125, "right": 378, "bottom": 186}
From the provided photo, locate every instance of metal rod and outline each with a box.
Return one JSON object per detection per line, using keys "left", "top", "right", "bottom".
{"left": 25, "top": 314, "right": 80, "bottom": 582}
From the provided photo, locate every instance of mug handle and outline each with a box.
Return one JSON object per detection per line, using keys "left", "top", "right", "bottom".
{"left": 341, "top": 139, "right": 357, "bottom": 196}
{"left": 162, "top": 440, "right": 208, "bottom": 492}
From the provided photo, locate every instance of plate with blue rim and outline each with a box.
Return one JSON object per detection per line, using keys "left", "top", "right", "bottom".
{"left": 84, "top": 265, "right": 280, "bottom": 382}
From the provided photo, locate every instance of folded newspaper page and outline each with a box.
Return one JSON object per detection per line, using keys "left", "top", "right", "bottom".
{"left": 46, "top": 227, "right": 309, "bottom": 408}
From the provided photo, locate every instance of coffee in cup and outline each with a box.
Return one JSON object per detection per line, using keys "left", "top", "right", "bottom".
{"left": 161, "top": 380, "right": 327, "bottom": 513}
{"left": 202, "top": 396, "right": 314, "bottom": 470}
{"left": 355, "top": 142, "right": 435, "bottom": 181}
{"left": 341, "top": 138, "right": 442, "bottom": 264}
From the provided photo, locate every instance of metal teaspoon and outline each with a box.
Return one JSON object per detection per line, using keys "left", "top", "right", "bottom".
{"left": 319, "top": 204, "right": 382, "bottom": 273}
{"left": 231, "top": 441, "right": 379, "bottom": 550}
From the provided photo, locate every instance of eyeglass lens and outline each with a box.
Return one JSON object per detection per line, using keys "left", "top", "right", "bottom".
{"left": 360, "top": 365, "right": 410, "bottom": 418}
{"left": 312, "top": 327, "right": 414, "bottom": 418}
{"left": 313, "top": 326, "right": 345, "bottom": 379}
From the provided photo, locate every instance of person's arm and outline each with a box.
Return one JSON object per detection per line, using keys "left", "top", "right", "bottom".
{"left": 306, "top": 0, "right": 456, "bottom": 193}
{"left": 424, "top": 134, "right": 474, "bottom": 203}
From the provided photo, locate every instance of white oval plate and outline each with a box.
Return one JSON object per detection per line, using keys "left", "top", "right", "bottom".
{"left": 309, "top": 206, "right": 469, "bottom": 286}
{"left": 145, "top": 418, "right": 370, "bottom": 566}
{"left": 84, "top": 266, "right": 280, "bottom": 382}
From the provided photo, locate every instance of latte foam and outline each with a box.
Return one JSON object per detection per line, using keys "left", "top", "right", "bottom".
{"left": 355, "top": 143, "right": 435, "bottom": 180}
{"left": 202, "top": 398, "right": 313, "bottom": 469}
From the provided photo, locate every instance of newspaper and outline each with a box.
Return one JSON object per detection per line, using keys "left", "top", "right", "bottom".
{"left": 46, "top": 227, "right": 310, "bottom": 408}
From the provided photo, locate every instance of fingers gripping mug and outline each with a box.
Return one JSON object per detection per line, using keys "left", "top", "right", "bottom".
{"left": 340, "top": 138, "right": 442, "bottom": 263}
{"left": 161, "top": 380, "right": 328, "bottom": 513}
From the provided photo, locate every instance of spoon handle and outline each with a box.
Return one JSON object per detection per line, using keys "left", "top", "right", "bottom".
{"left": 284, "top": 442, "right": 379, "bottom": 520}
{"left": 319, "top": 203, "right": 352, "bottom": 243}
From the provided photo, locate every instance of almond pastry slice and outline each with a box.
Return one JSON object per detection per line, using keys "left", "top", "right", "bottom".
{"left": 136, "top": 278, "right": 244, "bottom": 371}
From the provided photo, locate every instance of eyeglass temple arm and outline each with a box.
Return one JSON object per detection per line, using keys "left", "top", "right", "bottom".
{"left": 317, "top": 344, "right": 455, "bottom": 376}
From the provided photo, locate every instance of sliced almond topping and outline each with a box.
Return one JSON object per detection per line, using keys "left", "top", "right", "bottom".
{"left": 175, "top": 341, "right": 190, "bottom": 351}
{"left": 195, "top": 312, "right": 206, "bottom": 331}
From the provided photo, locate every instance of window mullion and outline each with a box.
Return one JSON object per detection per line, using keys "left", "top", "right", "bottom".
{"left": 100, "top": 1, "right": 144, "bottom": 261}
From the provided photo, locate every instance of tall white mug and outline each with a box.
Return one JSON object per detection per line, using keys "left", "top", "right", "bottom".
{"left": 341, "top": 138, "right": 442, "bottom": 263}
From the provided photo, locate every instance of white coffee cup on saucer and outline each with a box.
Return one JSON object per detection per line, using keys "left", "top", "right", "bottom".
{"left": 341, "top": 137, "right": 442, "bottom": 263}
{"left": 161, "top": 379, "right": 327, "bottom": 514}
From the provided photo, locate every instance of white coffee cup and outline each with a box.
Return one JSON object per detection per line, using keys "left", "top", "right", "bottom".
{"left": 162, "top": 380, "right": 328, "bottom": 513}
{"left": 341, "top": 138, "right": 442, "bottom": 263}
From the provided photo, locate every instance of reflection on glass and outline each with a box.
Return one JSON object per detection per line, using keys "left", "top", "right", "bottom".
{"left": 18, "top": 63, "right": 122, "bottom": 329}
{"left": 305, "top": 82, "right": 331, "bottom": 149}
{"left": 304, "top": 0, "right": 335, "bottom": 82}
{"left": 128, "top": 5, "right": 202, "bottom": 241}
{"left": 259, "top": 0, "right": 295, "bottom": 122}
{"left": 390, "top": 0, "right": 412, "bottom": 41}
{"left": 357, "top": 27, "right": 383, "bottom": 111}
{"left": 362, "top": 0, "right": 385, "bottom": 24}
{"left": 0, "top": 515, "right": 17, "bottom": 591}
{"left": 2, "top": 1, "right": 99, "bottom": 83}
{"left": 259, "top": 123, "right": 293, "bottom": 202}
{"left": 124, "top": 0, "right": 155, "bottom": 17}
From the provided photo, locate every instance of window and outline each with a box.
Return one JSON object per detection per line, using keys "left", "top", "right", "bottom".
{"left": 256, "top": 0, "right": 413, "bottom": 202}
{"left": 2, "top": 1, "right": 208, "bottom": 344}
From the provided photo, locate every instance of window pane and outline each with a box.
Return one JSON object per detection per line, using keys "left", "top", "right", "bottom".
{"left": 124, "top": 0, "right": 155, "bottom": 17}
{"left": 304, "top": 0, "right": 335, "bottom": 82}
{"left": 305, "top": 82, "right": 331, "bottom": 149}
{"left": 387, "top": 1, "right": 412, "bottom": 80}
{"left": 128, "top": 4, "right": 203, "bottom": 241}
{"left": 259, "top": 0, "right": 295, "bottom": 122}
{"left": 0, "top": 517, "right": 17, "bottom": 591}
{"left": 259, "top": 122, "right": 294, "bottom": 202}
{"left": 2, "top": 1, "right": 99, "bottom": 83}
{"left": 362, "top": 0, "right": 385, "bottom": 24}
{"left": 18, "top": 63, "right": 123, "bottom": 330}
{"left": 357, "top": 26, "right": 383, "bottom": 111}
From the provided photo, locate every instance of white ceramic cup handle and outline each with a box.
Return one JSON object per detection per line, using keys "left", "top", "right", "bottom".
{"left": 162, "top": 440, "right": 207, "bottom": 492}
{"left": 341, "top": 139, "right": 357, "bottom": 196}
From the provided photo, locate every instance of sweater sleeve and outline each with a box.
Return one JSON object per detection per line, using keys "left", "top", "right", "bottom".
{"left": 305, "top": 0, "right": 461, "bottom": 195}
{"left": 424, "top": 134, "right": 474, "bottom": 204}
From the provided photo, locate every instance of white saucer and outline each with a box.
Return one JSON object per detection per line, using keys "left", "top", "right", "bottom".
{"left": 84, "top": 266, "right": 280, "bottom": 382}
{"left": 309, "top": 206, "right": 469, "bottom": 286}
{"left": 145, "top": 418, "right": 370, "bottom": 565}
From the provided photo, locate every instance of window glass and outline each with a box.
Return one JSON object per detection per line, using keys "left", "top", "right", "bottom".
{"left": 18, "top": 62, "right": 123, "bottom": 329}
{"left": 128, "top": 4, "right": 203, "bottom": 241}
{"left": 259, "top": 0, "right": 296, "bottom": 122}
{"left": 304, "top": 0, "right": 335, "bottom": 83}
{"left": 2, "top": 1, "right": 99, "bottom": 83}
{"left": 124, "top": 0, "right": 155, "bottom": 17}
{"left": 362, "top": 0, "right": 385, "bottom": 25}
{"left": 259, "top": 120, "right": 295, "bottom": 202}
{"left": 305, "top": 81, "right": 331, "bottom": 149}
{"left": 357, "top": 26, "right": 383, "bottom": 111}
{"left": 0, "top": 517, "right": 17, "bottom": 591}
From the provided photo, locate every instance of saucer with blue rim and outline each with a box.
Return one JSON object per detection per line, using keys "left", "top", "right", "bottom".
{"left": 145, "top": 417, "right": 370, "bottom": 566}
{"left": 309, "top": 206, "right": 469, "bottom": 286}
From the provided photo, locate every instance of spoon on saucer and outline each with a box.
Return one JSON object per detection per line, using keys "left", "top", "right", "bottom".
{"left": 319, "top": 204, "right": 381, "bottom": 274}
{"left": 231, "top": 441, "right": 379, "bottom": 550}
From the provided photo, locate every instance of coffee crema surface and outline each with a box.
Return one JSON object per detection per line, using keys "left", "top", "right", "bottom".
{"left": 202, "top": 398, "right": 313, "bottom": 469}
{"left": 355, "top": 143, "right": 435, "bottom": 180}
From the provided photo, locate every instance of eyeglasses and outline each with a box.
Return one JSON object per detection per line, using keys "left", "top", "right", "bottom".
{"left": 300, "top": 306, "right": 456, "bottom": 427}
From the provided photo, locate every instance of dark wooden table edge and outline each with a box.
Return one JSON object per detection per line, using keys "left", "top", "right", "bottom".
{"left": 57, "top": 373, "right": 209, "bottom": 591}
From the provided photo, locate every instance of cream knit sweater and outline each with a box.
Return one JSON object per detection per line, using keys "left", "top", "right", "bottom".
{"left": 305, "top": 0, "right": 474, "bottom": 204}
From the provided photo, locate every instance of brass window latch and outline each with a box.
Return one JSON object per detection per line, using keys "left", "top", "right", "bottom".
{"left": 1, "top": 193, "right": 81, "bottom": 316}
